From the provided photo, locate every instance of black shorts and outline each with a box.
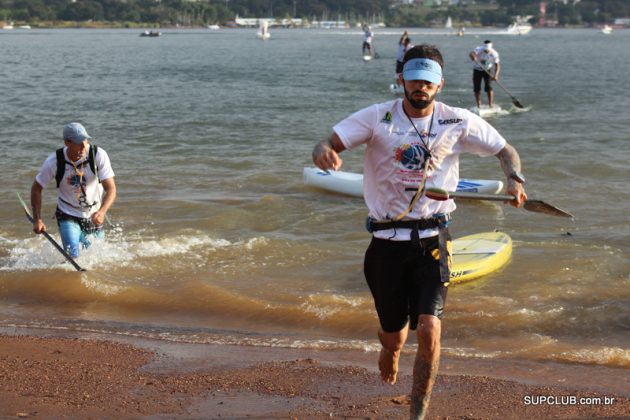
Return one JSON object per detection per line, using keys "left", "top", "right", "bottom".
{"left": 364, "top": 236, "right": 449, "bottom": 333}
{"left": 473, "top": 69, "right": 492, "bottom": 93}
{"left": 396, "top": 60, "right": 404, "bottom": 74}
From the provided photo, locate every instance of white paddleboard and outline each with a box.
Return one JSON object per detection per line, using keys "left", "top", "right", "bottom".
{"left": 389, "top": 83, "right": 404, "bottom": 95}
{"left": 303, "top": 167, "right": 503, "bottom": 198}
{"left": 362, "top": 55, "right": 373, "bottom": 61}
{"left": 470, "top": 105, "right": 510, "bottom": 118}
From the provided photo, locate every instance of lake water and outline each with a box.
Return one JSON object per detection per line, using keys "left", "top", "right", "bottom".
{"left": 0, "top": 27, "right": 628, "bottom": 370}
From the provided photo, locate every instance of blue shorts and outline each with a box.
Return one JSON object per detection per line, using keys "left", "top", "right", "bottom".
{"left": 56, "top": 209, "right": 104, "bottom": 258}
{"left": 364, "top": 236, "right": 449, "bottom": 332}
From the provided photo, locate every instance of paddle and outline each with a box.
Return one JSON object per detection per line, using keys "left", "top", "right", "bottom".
{"left": 16, "top": 192, "right": 87, "bottom": 271}
{"left": 425, "top": 188, "right": 573, "bottom": 218}
{"left": 474, "top": 59, "right": 525, "bottom": 109}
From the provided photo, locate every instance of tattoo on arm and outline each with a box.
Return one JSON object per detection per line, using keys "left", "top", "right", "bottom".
{"left": 496, "top": 144, "right": 521, "bottom": 178}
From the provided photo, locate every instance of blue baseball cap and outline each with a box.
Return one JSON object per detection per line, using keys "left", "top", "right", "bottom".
{"left": 63, "top": 122, "right": 91, "bottom": 144}
{"left": 402, "top": 58, "right": 443, "bottom": 85}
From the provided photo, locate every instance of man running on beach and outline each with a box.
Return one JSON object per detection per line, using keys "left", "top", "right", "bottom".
{"left": 469, "top": 39, "right": 500, "bottom": 108}
{"left": 31, "top": 122, "right": 116, "bottom": 258}
{"left": 312, "top": 44, "right": 527, "bottom": 419}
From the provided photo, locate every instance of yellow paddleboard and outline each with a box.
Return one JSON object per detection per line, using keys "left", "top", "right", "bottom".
{"left": 450, "top": 231, "right": 512, "bottom": 284}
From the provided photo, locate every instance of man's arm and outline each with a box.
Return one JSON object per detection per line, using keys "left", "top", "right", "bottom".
{"left": 495, "top": 143, "right": 527, "bottom": 207}
{"left": 312, "top": 132, "right": 346, "bottom": 171}
{"left": 30, "top": 181, "right": 46, "bottom": 234}
{"left": 91, "top": 177, "right": 116, "bottom": 226}
{"left": 493, "top": 62, "right": 501, "bottom": 80}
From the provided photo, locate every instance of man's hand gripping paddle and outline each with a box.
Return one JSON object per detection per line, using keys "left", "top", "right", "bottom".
{"left": 425, "top": 188, "right": 573, "bottom": 218}
{"left": 17, "top": 192, "right": 87, "bottom": 271}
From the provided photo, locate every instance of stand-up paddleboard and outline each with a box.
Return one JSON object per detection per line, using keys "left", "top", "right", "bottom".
{"left": 303, "top": 167, "right": 503, "bottom": 198}
{"left": 389, "top": 83, "right": 404, "bottom": 95}
{"left": 470, "top": 105, "right": 510, "bottom": 118}
{"left": 362, "top": 54, "right": 373, "bottom": 61}
{"left": 450, "top": 231, "right": 512, "bottom": 284}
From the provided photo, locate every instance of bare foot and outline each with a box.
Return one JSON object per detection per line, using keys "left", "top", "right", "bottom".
{"left": 378, "top": 347, "right": 400, "bottom": 384}
{"left": 391, "top": 394, "right": 410, "bottom": 405}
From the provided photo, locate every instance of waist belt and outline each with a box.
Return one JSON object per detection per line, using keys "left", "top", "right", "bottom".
{"left": 366, "top": 215, "right": 450, "bottom": 247}
{"left": 367, "top": 218, "right": 439, "bottom": 232}
{"left": 55, "top": 208, "right": 102, "bottom": 234}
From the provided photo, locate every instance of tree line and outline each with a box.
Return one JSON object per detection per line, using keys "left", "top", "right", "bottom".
{"left": 0, "top": 0, "right": 626, "bottom": 27}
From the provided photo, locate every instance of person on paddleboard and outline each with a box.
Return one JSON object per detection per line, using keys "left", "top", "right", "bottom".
{"left": 469, "top": 39, "right": 500, "bottom": 108}
{"left": 395, "top": 32, "right": 413, "bottom": 86}
{"left": 312, "top": 44, "right": 527, "bottom": 420}
{"left": 362, "top": 24, "right": 374, "bottom": 57}
{"left": 31, "top": 122, "right": 116, "bottom": 258}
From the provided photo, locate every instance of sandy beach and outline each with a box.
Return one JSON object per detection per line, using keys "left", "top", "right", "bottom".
{"left": 1, "top": 331, "right": 628, "bottom": 419}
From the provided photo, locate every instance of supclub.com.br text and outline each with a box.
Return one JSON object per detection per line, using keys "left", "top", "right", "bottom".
{"left": 523, "top": 395, "right": 616, "bottom": 406}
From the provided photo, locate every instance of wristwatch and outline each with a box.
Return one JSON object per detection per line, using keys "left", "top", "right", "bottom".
{"left": 508, "top": 171, "right": 526, "bottom": 184}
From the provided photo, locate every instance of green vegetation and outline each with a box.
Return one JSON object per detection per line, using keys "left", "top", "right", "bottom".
{"left": 0, "top": 0, "right": 627, "bottom": 28}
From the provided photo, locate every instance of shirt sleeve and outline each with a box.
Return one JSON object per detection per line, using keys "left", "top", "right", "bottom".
{"left": 34, "top": 154, "right": 57, "bottom": 189}
{"left": 333, "top": 105, "right": 378, "bottom": 151}
{"left": 96, "top": 148, "right": 115, "bottom": 181}
{"left": 459, "top": 112, "right": 506, "bottom": 157}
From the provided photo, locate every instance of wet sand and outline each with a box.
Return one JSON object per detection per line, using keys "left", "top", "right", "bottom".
{"left": 1, "top": 331, "right": 628, "bottom": 419}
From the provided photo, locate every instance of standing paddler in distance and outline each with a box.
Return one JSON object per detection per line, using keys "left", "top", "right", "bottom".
{"left": 469, "top": 39, "right": 500, "bottom": 109}
{"left": 31, "top": 122, "right": 116, "bottom": 258}
{"left": 312, "top": 44, "right": 527, "bottom": 419}
{"left": 362, "top": 24, "right": 375, "bottom": 58}
{"left": 395, "top": 32, "right": 413, "bottom": 87}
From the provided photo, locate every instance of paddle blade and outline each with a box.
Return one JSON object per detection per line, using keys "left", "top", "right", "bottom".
{"left": 511, "top": 98, "right": 525, "bottom": 109}
{"left": 523, "top": 200, "right": 573, "bottom": 218}
{"left": 425, "top": 188, "right": 450, "bottom": 201}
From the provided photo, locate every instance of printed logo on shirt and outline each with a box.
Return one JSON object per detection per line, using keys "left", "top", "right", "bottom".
{"left": 438, "top": 118, "right": 463, "bottom": 125}
{"left": 394, "top": 143, "right": 430, "bottom": 170}
{"left": 380, "top": 112, "right": 393, "bottom": 124}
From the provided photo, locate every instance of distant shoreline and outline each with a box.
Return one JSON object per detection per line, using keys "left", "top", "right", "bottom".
{"left": 2, "top": 22, "right": 622, "bottom": 30}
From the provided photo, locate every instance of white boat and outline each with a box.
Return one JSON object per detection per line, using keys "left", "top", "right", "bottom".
{"left": 18, "top": 25, "right": 31, "bottom": 29}
{"left": 208, "top": 24, "right": 220, "bottom": 30}
{"left": 303, "top": 167, "right": 503, "bottom": 198}
{"left": 506, "top": 16, "right": 533, "bottom": 35}
{"left": 601, "top": 25, "right": 612, "bottom": 34}
{"left": 2, "top": 21, "right": 14, "bottom": 30}
{"left": 256, "top": 20, "right": 270, "bottom": 40}
{"left": 445, "top": 17, "right": 453, "bottom": 29}
{"left": 140, "top": 30, "right": 161, "bottom": 37}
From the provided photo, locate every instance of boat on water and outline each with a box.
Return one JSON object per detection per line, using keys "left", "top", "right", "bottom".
{"left": 2, "top": 21, "right": 14, "bottom": 30}
{"left": 208, "top": 24, "right": 220, "bottom": 30}
{"left": 506, "top": 16, "right": 533, "bottom": 35}
{"left": 601, "top": 25, "right": 613, "bottom": 34}
{"left": 140, "top": 30, "right": 161, "bottom": 37}
{"left": 256, "top": 20, "right": 271, "bottom": 40}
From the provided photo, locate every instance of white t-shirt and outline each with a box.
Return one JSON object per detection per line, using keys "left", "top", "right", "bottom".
{"left": 396, "top": 43, "right": 412, "bottom": 62}
{"left": 334, "top": 99, "right": 506, "bottom": 240}
{"left": 363, "top": 29, "right": 373, "bottom": 44}
{"left": 35, "top": 146, "right": 115, "bottom": 219}
{"left": 472, "top": 45, "right": 500, "bottom": 71}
